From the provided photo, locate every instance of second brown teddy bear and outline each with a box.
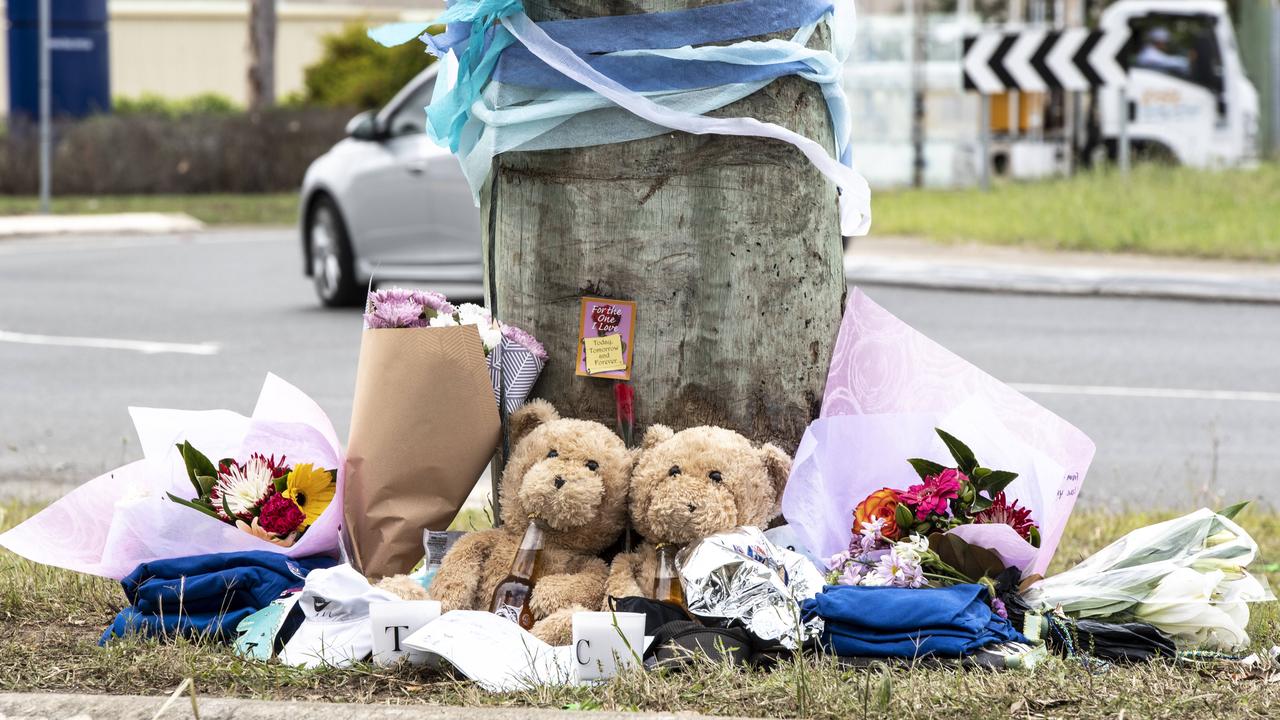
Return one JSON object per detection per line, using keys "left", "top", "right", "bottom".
{"left": 426, "top": 400, "right": 632, "bottom": 644}
{"left": 605, "top": 424, "right": 792, "bottom": 601}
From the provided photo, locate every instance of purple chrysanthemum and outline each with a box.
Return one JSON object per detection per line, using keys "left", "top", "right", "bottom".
{"left": 501, "top": 323, "right": 547, "bottom": 360}
{"left": 365, "top": 289, "right": 430, "bottom": 329}
{"left": 413, "top": 289, "right": 454, "bottom": 316}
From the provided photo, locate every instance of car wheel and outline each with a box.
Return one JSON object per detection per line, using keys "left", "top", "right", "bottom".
{"left": 308, "top": 196, "right": 363, "bottom": 308}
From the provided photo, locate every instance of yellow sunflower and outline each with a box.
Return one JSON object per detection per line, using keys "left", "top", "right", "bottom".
{"left": 282, "top": 463, "right": 336, "bottom": 529}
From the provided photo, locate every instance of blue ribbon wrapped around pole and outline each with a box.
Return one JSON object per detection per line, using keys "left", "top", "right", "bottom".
{"left": 370, "top": 0, "right": 872, "bottom": 236}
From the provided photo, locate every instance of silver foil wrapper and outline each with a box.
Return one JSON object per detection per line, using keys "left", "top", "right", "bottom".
{"left": 678, "top": 526, "right": 825, "bottom": 649}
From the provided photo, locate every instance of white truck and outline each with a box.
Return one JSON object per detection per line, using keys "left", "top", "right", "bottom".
{"left": 1094, "top": 0, "right": 1260, "bottom": 167}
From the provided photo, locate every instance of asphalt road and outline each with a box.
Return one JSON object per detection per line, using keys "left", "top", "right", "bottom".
{"left": 2, "top": 228, "right": 1278, "bottom": 509}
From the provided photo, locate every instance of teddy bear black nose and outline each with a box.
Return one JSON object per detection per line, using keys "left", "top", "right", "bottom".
{"left": 554, "top": 476, "right": 566, "bottom": 489}
{"left": 686, "top": 503, "right": 697, "bottom": 513}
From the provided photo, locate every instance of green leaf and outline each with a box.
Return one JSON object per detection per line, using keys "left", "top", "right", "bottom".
{"left": 971, "top": 495, "right": 994, "bottom": 513}
{"left": 894, "top": 504, "right": 915, "bottom": 532}
{"left": 176, "top": 441, "right": 218, "bottom": 497}
{"left": 221, "top": 494, "right": 238, "bottom": 521}
{"left": 165, "top": 492, "right": 223, "bottom": 520}
{"left": 196, "top": 475, "right": 217, "bottom": 496}
{"left": 907, "top": 458, "right": 948, "bottom": 480}
{"left": 1218, "top": 501, "right": 1250, "bottom": 520}
{"left": 928, "top": 533, "right": 1008, "bottom": 583}
{"left": 1028, "top": 526, "right": 1041, "bottom": 548}
{"left": 935, "top": 428, "right": 978, "bottom": 475}
{"left": 971, "top": 467, "right": 992, "bottom": 480}
{"left": 979, "top": 470, "right": 1020, "bottom": 497}
{"left": 273, "top": 475, "right": 288, "bottom": 493}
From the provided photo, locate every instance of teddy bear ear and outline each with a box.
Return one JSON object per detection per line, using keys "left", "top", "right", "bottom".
{"left": 760, "top": 442, "right": 793, "bottom": 507}
{"left": 640, "top": 423, "right": 675, "bottom": 450}
{"left": 509, "top": 399, "right": 559, "bottom": 445}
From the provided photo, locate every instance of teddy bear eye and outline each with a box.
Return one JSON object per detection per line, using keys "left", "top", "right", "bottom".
{"left": 586, "top": 460, "right": 599, "bottom": 471}
{"left": 709, "top": 471, "right": 723, "bottom": 483}
{"left": 668, "top": 465, "right": 682, "bottom": 477}
{"left": 546, "top": 450, "right": 558, "bottom": 458}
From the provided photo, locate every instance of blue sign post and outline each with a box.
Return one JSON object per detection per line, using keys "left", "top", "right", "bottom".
{"left": 7, "top": 0, "right": 111, "bottom": 120}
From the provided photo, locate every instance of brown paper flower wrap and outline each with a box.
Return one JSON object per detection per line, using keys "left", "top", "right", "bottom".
{"left": 343, "top": 324, "right": 500, "bottom": 579}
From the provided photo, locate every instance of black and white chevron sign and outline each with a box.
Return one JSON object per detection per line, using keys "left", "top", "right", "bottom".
{"left": 962, "top": 27, "right": 1130, "bottom": 94}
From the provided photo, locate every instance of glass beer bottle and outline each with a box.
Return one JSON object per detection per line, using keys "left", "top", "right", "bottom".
{"left": 651, "top": 543, "right": 686, "bottom": 608}
{"left": 490, "top": 518, "right": 545, "bottom": 630}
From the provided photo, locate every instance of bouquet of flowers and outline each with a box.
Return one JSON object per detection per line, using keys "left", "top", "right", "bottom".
{"left": 0, "top": 375, "right": 345, "bottom": 579}
{"left": 826, "top": 428, "right": 1039, "bottom": 592}
{"left": 783, "top": 290, "right": 1095, "bottom": 583}
{"left": 364, "top": 289, "right": 547, "bottom": 415}
{"left": 166, "top": 442, "right": 336, "bottom": 548}
{"left": 346, "top": 288, "right": 548, "bottom": 578}
{"left": 1029, "top": 506, "right": 1273, "bottom": 651}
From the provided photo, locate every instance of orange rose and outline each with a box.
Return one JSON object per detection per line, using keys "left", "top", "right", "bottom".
{"left": 853, "top": 488, "right": 901, "bottom": 540}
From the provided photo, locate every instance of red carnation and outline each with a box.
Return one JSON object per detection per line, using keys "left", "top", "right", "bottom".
{"left": 257, "top": 493, "right": 305, "bottom": 536}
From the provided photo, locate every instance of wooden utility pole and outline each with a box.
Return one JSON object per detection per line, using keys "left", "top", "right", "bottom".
{"left": 483, "top": 0, "right": 846, "bottom": 452}
{"left": 247, "top": 0, "right": 277, "bottom": 111}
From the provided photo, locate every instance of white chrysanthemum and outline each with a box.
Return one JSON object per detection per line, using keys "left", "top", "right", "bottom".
{"left": 477, "top": 322, "right": 504, "bottom": 352}
{"left": 455, "top": 303, "right": 492, "bottom": 327}
{"left": 215, "top": 457, "right": 274, "bottom": 516}
{"left": 428, "top": 313, "right": 459, "bottom": 328}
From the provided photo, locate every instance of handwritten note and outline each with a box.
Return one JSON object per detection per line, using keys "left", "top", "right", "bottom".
{"left": 583, "top": 335, "right": 625, "bottom": 375}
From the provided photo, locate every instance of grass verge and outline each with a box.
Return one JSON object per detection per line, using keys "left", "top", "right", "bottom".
{"left": 873, "top": 163, "right": 1280, "bottom": 262}
{"left": 2, "top": 501, "right": 1278, "bottom": 717}
{"left": 0, "top": 194, "right": 299, "bottom": 226}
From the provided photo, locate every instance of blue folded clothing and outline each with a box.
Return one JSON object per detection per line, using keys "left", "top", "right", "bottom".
{"left": 802, "top": 583, "right": 1028, "bottom": 659}
{"left": 101, "top": 551, "right": 336, "bottom": 645}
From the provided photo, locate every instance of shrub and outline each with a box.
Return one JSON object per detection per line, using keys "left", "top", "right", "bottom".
{"left": 113, "top": 93, "right": 242, "bottom": 117}
{"left": 0, "top": 108, "right": 350, "bottom": 194}
{"left": 301, "top": 21, "right": 438, "bottom": 111}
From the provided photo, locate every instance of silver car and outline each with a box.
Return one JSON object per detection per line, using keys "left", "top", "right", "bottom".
{"left": 300, "top": 65, "right": 483, "bottom": 307}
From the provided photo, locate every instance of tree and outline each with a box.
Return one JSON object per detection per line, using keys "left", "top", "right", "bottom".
{"left": 248, "top": 0, "right": 277, "bottom": 111}
{"left": 484, "top": 0, "right": 846, "bottom": 454}
{"left": 301, "top": 23, "right": 436, "bottom": 110}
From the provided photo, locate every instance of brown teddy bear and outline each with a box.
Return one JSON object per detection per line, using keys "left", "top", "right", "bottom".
{"left": 426, "top": 399, "right": 632, "bottom": 644}
{"left": 605, "top": 424, "right": 792, "bottom": 600}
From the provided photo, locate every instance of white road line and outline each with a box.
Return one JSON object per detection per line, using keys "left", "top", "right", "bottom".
{"left": 1011, "top": 382, "right": 1280, "bottom": 404}
{"left": 0, "top": 330, "right": 220, "bottom": 356}
{"left": 0, "top": 230, "right": 291, "bottom": 257}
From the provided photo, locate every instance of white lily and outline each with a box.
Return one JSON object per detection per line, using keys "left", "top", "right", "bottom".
{"left": 1205, "top": 529, "right": 1238, "bottom": 548}
{"left": 1191, "top": 556, "right": 1248, "bottom": 580}
{"left": 1034, "top": 508, "right": 1273, "bottom": 652}
{"left": 1133, "top": 568, "right": 1250, "bottom": 652}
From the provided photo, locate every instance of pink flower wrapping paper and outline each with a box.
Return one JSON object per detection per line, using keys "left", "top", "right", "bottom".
{"left": 0, "top": 374, "right": 343, "bottom": 579}
{"left": 782, "top": 288, "right": 1096, "bottom": 577}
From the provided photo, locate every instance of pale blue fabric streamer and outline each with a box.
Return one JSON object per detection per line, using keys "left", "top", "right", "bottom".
{"left": 366, "top": 21, "right": 434, "bottom": 48}
{"left": 408, "top": 0, "right": 521, "bottom": 150}
{"left": 370, "top": 0, "right": 870, "bottom": 235}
